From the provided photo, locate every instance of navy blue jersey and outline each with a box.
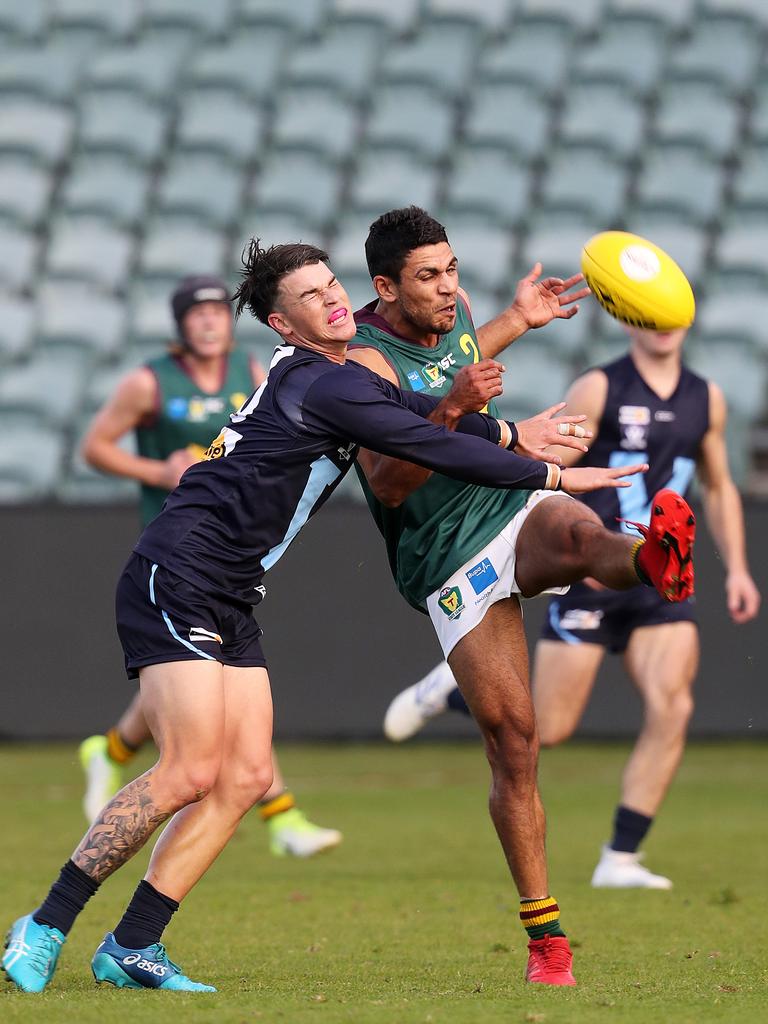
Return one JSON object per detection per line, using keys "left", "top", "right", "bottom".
{"left": 135, "top": 344, "right": 550, "bottom": 606}
{"left": 580, "top": 355, "right": 709, "bottom": 533}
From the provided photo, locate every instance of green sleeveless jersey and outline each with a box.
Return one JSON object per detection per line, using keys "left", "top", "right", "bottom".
{"left": 353, "top": 298, "right": 531, "bottom": 610}
{"left": 136, "top": 349, "right": 254, "bottom": 526}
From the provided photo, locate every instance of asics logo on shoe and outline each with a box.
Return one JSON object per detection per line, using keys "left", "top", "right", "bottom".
{"left": 122, "top": 954, "right": 168, "bottom": 976}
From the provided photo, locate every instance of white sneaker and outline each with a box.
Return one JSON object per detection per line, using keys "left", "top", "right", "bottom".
{"left": 78, "top": 735, "right": 122, "bottom": 823}
{"left": 268, "top": 808, "right": 343, "bottom": 858}
{"left": 591, "top": 845, "right": 673, "bottom": 889}
{"left": 383, "top": 662, "right": 459, "bottom": 742}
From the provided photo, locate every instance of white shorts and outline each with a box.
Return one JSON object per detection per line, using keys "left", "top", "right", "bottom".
{"left": 426, "top": 489, "right": 573, "bottom": 659}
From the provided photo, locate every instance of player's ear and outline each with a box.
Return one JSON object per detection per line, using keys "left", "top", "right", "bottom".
{"left": 372, "top": 274, "right": 398, "bottom": 303}
{"left": 267, "top": 310, "right": 289, "bottom": 335}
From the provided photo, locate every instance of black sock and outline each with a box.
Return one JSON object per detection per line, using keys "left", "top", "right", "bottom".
{"left": 113, "top": 880, "right": 179, "bottom": 950}
{"left": 447, "top": 687, "right": 471, "bottom": 716}
{"left": 33, "top": 860, "right": 99, "bottom": 936}
{"left": 611, "top": 804, "right": 653, "bottom": 853}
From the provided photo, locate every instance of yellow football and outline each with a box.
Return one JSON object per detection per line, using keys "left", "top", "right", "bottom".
{"left": 581, "top": 231, "right": 695, "bottom": 331}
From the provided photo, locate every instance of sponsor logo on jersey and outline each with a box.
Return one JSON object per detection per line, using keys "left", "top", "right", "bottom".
{"left": 559, "top": 608, "right": 604, "bottom": 631}
{"left": 422, "top": 363, "right": 446, "bottom": 388}
{"left": 230, "top": 391, "right": 248, "bottom": 410}
{"left": 407, "top": 370, "right": 426, "bottom": 392}
{"left": 465, "top": 558, "right": 499, "bottom": 596}
{"left": 167, "top": 395, "right": 226, "bottom": 423}
{"left": 336, "top": 442, "right": 356, "bottom": 462}
{"left": 655, "top": 409, "right": 675, "bottom": 422}
{"left": 438, "top": 586, "right": 465, "bottom": 620}
{"left": 203, "top": 425, "right": 243, "bottom": 459}
{"left": 618, "top": 405, "right": 650, "bottom": 425}
{"left": 189, "top": 627, "right": 223, "bottom": 644}
{"left": 620, "top": 423, "right": 649, "bottom": 450}
{"left": 421, "top": 353, "right": 456, "bottom": 388}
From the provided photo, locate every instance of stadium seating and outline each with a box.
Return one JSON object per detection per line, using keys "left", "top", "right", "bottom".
{"left": 0, "top": 299, "right": 36, "bottom": 364}
{"left": 60, "top": 156, "right": 150, "bottom": 228}
{"left": 0, "top": 99, "right": 73, "bottom": 168}
{"left": 250, "top": 150, "right": 341, "bottom": 228}
{"left": 0, "top": 161, "right": 52, "bottom": 229}
{"left": 175, "top": 91, "right": 266, "bottom": 164}
{"left": 272, "top": 87, "right": 359, "bottom": 160}
{"left": 364, "top": 85, "right": 456, "bottom": 160}
{"left": 463, "top": 83, "right": 550, "bottom": 160}
{"left": 443, "top": 148, "right": 530, "bottom": 227}
{"left": 1, "top": 0, "right": 767, "bottom": 500}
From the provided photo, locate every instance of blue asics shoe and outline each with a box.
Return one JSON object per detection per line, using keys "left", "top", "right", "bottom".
{"left": 2, "top": 914, "right": 66, "bottom": 993}
{"left": 91, "top": 933, "right": 216, "bottom": 992}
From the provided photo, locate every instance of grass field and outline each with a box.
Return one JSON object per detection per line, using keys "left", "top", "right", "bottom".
{"left": 1, "top": 741, "right": 766, "bottom": 1023}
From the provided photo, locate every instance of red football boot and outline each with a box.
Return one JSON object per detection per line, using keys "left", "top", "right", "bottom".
{"left": 623, "top": 488, "right": 696, "bottom": 602}
{"left": 525, "top": 935, "right": 576, "bottom": 986}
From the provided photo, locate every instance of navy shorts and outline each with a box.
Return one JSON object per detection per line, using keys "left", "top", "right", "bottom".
{"left": 540, "top": 582, "right": 697, "bottom": 654}
{"left": 116, "top": 552, "right": 267, "bottom": 679}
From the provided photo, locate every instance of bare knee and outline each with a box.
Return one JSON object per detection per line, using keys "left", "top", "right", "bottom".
{"left": 537, "top": 717, "right": 575, "bottom": 748}
{"left": 480, "top": 709, "right": 540, "bottom": 783}
{"left": 152, "top": 756, "right": 222, "bottom": 808}
{"left": 645, "top": 683, "right": 694, "bottom": 735}
{"left": 221, "top": 758, "right": 274, "bottom": 813}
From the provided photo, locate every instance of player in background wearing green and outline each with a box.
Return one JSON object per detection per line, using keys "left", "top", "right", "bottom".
{"left": 347, "top": 207, "right": 696, "bottom": 986}
{"left": 78, "top": 275, "right": 342, "bottom": 858}
{"left": 384, "top": 319, "right": 760, "bottom": 887}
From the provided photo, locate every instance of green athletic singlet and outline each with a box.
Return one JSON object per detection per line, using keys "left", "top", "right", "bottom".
{"left": 136, "top": 349, "right": 254, "bottom": 526}
{"left": 352, "top": 298, "right": 532, "bottom": 610}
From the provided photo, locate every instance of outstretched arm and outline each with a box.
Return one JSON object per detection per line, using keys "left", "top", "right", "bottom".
{"left": 697, "top": 382, "right": 761, "bottom": 623}
{"left": 300, "top": 363, "right": 645, "bottom": 496}
{"left": 475, "top": 265, "right": 590, "bottom": 359}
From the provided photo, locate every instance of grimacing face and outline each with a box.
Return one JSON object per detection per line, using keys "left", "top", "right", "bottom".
{"left": 270, "top": 262, "right": 356, "bottom": 346}
{"left": 388, "top": 242, "right": 460, "bottom": 336}
{"left": 182, "top": 302, "right": 233, "bottom": 357}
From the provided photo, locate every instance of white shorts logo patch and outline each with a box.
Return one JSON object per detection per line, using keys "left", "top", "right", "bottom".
{"left": 189, "top": 627, "right": 223, "bottom": 644}
{"left": 559, "top": 609, "right": 604, "bottom": 631}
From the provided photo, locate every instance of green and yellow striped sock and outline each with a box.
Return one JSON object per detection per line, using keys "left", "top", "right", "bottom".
{"left": 519, "top": 896, "right": 566, "bottom": 940}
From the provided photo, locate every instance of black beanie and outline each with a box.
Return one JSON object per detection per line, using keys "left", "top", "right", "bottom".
{"left": 171, "top": 274, "right": 231, "bottom": 337}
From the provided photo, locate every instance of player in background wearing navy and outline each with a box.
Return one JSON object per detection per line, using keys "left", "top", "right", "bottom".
{"left": 77, "top": 275, "right": 342, "bottom": 858}
{"left": 3, "top": 243, "right": 645, "bottom": 995}
{"left": 385, "top": 320, "right": 759, "bottom": 888}
{"left": 346, "top": 207, "right": 695, "bottom": 986}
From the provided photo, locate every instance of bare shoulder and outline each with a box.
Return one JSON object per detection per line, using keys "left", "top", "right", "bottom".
{"left": 346, "top": 344, "right": 399, "bottom": 384}
{"left": 565, "top": 368, "right": 608, "bottom": 407}
{"left": 109, "top": 365, "right": 158, "bottom": 415}
{"left": 706, "top": 378, "right": 727, "bottom": 429}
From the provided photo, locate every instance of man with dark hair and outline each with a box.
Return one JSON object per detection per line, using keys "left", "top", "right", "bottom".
{"left": 4, "top": 241, "right": 646, "bottom": 994}
{"left": 346, "top": 207, "right": 696, "bottom": 985}
{"left": 77, "top": 273, "right": 342, "bottom": 858}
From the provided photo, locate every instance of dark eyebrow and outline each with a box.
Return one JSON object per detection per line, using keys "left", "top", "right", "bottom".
{"left": 415, "top": 258, "right": 458, "bottom": 276}
{"left": 298, "top": 275, "right": 337, "bottom": 299}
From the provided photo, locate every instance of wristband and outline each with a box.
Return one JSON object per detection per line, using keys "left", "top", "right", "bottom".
{"left": 497, "top": 419, "right": 519, "bottom": 450}
{"left": 544, "top": 463, "right": 562, "bottom": 491}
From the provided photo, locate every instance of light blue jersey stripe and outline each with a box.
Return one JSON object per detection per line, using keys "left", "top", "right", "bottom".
{"left": 149, "top": 563, "right": 158, "bottom": 605}
{"left": 261, "top": 455, "right": 341, "bottom": 572}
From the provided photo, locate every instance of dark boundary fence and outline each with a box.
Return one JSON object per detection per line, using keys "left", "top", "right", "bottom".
{"left": 1, "top": 500, "right": 765, "bottom": 740}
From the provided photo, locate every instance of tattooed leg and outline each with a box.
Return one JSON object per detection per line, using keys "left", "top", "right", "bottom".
{"left": 71, "top": 770, "right": 177, "bottom": 884}
{"left": 144, "top": 666, "right": 274, "bottom": 902}
{"left": 71, "top": 660, "right": 230, "bottom": 885}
